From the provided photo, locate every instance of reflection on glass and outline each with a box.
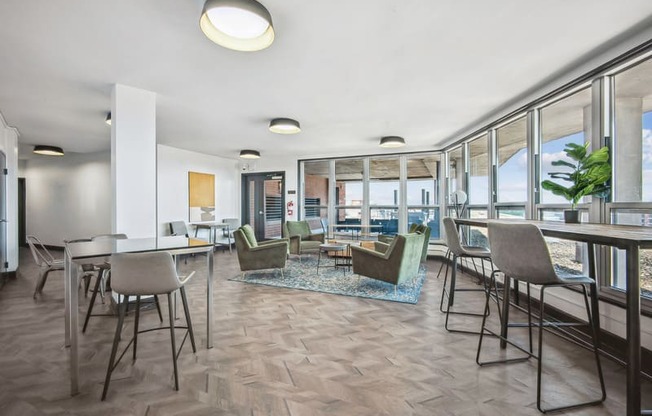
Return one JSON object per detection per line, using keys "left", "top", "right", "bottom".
{"left": 369, "top": 157, "right": 399, "bottom": 206}
{"left": 497, "top": 117, "right": 527, "bottom": 203}
{"left": 303, "top": 160, "right": 329, "bottom": 209}
{"left": 448, "top": 147, "right": 463, "bottom": 194}
{"left": 613, "top": 58, "right": 652, "bottom": 203}
{"left": 468, "top": 135, "right": 489, "bottom": 205}
{"left": 540, "top": 88, "right": 591, "bottom": 204}
{"left": 610, "top": 209, "right": 652, "bottom": 298}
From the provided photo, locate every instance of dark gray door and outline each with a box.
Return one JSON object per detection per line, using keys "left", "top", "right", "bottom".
{"left": 242, "top": 172, "right": 284, "bottom": 241}
{"left": 0, "top": 152, "right": 7, "bottom": 274}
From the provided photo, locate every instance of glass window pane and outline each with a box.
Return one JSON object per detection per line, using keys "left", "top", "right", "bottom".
{"left": 370, "top": 208, "right": 398, "bottom": 235}
{"left": 303, "top": 160, "right": 329, "bottom": 207}
{"left": 540, "top": 88, "right": 592, "bottom": 204}
{"left": 497, "top": 117, "right": 527, "bottom": 203}
{"left": 468, "top": 135, "right": 489, "bottom": 205}
{"left": 407, "top": 208, "right": 440, "bottom": 240}
{"left": 369, "top": 157, "right": 399, "bottom": 206}
{"left": 495, "top": 206, "right": 526, "bottom": 219}
{"left": 610, "top": 209, "right": 652, "bottom": 298}
{"left": 448, "top": 147, "right": 463, "bottom": 194}
{"left": 613, "top": 58, "right": 652, "bottom": 202}
{"left": 335, "top": 159, "right": 363, "bottom": 206}
{"left": 407, "top": 155, "right": 439, "bottom": 205}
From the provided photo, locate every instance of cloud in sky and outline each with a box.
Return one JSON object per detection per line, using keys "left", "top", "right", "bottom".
{"left": 643, "top": 128, "right": 652, "bottom": 164}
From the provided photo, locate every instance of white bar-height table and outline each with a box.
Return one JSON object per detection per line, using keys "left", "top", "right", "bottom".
{"left": 454, "top": 218, "right": 652, "bottom": 416}
{"left": 63, "top": 236, "right": 214, "bottom": 396}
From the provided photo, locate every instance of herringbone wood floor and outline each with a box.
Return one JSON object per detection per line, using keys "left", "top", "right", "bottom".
{"left": 0, "top": 248, "right": 650, "bottom": 415}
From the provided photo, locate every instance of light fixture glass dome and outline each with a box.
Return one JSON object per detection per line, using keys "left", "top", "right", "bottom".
{"left": 239, "top": 149, "right": 261, "bottom": 159}
{"left": 379, "top": 136, "right": 406, "bottom": 148}
{"left": 200, "top": 0, "right": 274, "bottom": 52}
{"left": 269, "top": 118, "right": 301, "bottom": 134}
{"left": 33, "top": 145, "right": 64, "bottom": 156}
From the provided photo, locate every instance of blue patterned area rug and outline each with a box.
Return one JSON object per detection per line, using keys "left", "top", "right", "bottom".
{"left": 228, "top": 256, "right": 426, "bottom": 304}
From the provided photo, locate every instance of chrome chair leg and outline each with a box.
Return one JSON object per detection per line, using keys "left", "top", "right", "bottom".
{"left": 167, "top": 293, "right": 179, "bottom": 391}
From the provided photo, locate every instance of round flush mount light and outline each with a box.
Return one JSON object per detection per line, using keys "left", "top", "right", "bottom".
{"left": 33, "top": 145, "right": 64, "bottom": 156}
{"left": 200, "top": 0, "right": 275, "bottom": 52}
{"left": 379, "top": 136, "right": 406, "bottom": 148}
{"left": 239, "top": 149, "right": 261, "bottom": 159}
{"left": 269, "top": 118, "right": 301, "bottom": 134}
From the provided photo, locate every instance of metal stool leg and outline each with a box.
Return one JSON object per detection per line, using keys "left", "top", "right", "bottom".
{"left": 101, "top": 296, "right": 128, "bottom": 400}
{"left": 167, "top": 293, "right": 179, "bottom": 391}
{"left": 179, "top": 286, "right": 196, "bottom": 353}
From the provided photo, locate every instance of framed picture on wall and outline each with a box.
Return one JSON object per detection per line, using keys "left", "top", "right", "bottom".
{"left": 188, "top": 171, "right": 215, "bottom": 222}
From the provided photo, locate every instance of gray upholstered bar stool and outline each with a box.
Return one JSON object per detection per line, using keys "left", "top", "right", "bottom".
{"left": 477, "top": 221, "right": 605, "bottom": 413}
{"left": 101, "top": 251, "right": 196, "bottom": 400}
{"left": 440, "top": 217, "right": 498, "bottom": 334}
{"left": 83, "top": 233, "right": 162, "bottom": 333}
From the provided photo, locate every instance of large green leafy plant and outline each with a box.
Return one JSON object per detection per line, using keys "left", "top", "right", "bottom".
{"left": 541, "top": 142, "right": 611, "bottom": 210}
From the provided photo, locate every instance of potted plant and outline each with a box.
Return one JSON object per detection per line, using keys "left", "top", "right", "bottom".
{"left": 541, "top": 142, "right": 611, "bottom": 223}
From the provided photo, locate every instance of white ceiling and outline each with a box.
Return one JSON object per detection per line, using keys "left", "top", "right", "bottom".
{"left": 1, "top": 0, "right": 651, "bottom": 160}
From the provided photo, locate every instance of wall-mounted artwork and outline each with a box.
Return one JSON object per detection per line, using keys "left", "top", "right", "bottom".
{"left": 188, "top": 171, "right": 215, "bottom": 222}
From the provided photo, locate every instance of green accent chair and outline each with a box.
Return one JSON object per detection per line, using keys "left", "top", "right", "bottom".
{"left": 377, "top": 224, "right": 431, "bottom": 262}
{"left": 282, "top": 220, "right": 325, "bottom": 256}
{"left": 234, "top": 225, "right": 288, "bottom": 276}
{"left": 350, "top": 233, "right": 425, "bottom": 289}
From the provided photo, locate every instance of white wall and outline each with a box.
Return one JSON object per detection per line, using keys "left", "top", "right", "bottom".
{"left": 24, "top": 151, "right": 111, "bottom": 246}
{"left": 157, "top": 145, "right": 240, "bottom": 236}
{"left": 0, "top": 112, "right": 19, "bottom": 272}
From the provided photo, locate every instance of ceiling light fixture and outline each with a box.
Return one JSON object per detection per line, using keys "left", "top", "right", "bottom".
{"left": 33, "top": 145, "right": 64, "bottom": 156}
{"left": 105, "top": 112, "right": 111, "bottom": 125}
{"left": 199, "top": 0, "right": 275, "bottom": 52}
{"left": 269, "top": 118, "right": 301, "bottom": 134}
{"left": 379, "top": 136, "right": 406, "bottom": 148}
{"left": 239, "top": 149, "right": 261, "bottom": 159}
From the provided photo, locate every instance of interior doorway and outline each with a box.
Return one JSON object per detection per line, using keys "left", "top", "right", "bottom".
{"left": 242, "top": 172, "right": 284, "bottom": 241}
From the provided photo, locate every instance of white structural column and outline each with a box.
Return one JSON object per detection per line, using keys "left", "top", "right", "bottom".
{"left": 614, "top": 97, "right": 643, "bottom": 202}
{"left": 111, "top": 84, "right": 157, "bottom": 238}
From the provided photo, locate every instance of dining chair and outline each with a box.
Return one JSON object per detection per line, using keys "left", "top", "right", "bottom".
{"left": 101, "top": 251, "right": 196, "bottom": 400}
{"left": 440, "top": 217, "right": 498, "bottom": 334}
{"left": 27, "top": 235, "right": 65, "bottom": 298}
{"left": 83, "top": 233, "right": 163, "bottom": 333}
{"left": 477, "top": 221, "right": 606, "bottom": 413}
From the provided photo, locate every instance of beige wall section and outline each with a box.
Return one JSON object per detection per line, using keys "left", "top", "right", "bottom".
{"left": 23, "top": 151, "right": 111, "bottom": 246}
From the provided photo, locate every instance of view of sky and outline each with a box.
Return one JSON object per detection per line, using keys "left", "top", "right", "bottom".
{"left": 337, "top": 111, "right": 651, "bottom": 215}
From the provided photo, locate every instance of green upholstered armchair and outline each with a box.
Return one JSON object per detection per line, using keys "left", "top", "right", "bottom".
{"left": 282, "top": 220, "right": 325, "bottom": 255}
{"left": 351, "top": 233, "right": 425, "bottom": 287}
{"left": 234, "top": 225, "right": 288, "bottom": 275}
{"left": 377, "top": 224, "right": 430, "bottom": 262}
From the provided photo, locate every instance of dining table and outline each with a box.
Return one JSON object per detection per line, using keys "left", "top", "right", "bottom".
{"left": 63, "top": 236, "right": 214, "bottom": 396}
{"left": 454, "top": 217, "right": 652, "bottom": 416}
